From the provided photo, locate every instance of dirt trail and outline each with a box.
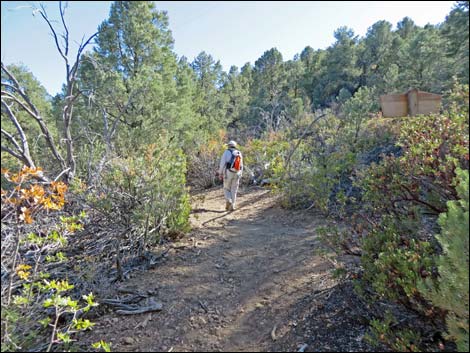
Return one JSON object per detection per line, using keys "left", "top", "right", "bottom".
{"left": 85, "top": 186, "right": 370, "bottom": 352}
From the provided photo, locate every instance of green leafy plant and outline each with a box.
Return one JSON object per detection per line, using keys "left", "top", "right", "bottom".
{"left": 1, "top": 166, "right": 99, "bottom": 352}
{"left": 92, "top": 340, "right": 112, "bottom": 352}
{"left": 366, "top": 311, "right": 422, "bottom": 352}
{"left": 419, "top": 169, "right": 469, "bottom": 352}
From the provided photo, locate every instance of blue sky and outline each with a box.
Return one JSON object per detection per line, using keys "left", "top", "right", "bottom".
{"left": 1, "top": 1, "right": 456, "bottom": 95}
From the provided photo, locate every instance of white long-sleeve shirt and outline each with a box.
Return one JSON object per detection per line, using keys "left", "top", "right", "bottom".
{"left": 219, "top": 148, "right": 243, "bottom": 175}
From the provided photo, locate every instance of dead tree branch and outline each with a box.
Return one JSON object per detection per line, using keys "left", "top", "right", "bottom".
{"left": 36, "top": 2, "right": 99, "bottom": 181}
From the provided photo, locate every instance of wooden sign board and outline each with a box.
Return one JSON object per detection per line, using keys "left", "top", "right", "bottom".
{"left": 380, "top": 93, "right": 408, "bottom": 117}
{"left": 380, "top": 89, "right": 441, "bottom": 117}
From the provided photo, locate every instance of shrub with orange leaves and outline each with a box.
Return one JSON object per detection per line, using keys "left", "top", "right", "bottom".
{"left": 1, "top": 166, "right": 67, "bottom": 224}
{"left": 1, "top": 166, "right": 99, "bottom": 352}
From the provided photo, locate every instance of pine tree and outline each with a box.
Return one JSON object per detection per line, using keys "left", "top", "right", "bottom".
{"left": 316, "top": 27, "right": 361, "bottom": 104}
{"left": 81, "top": 1, "right": 178, "bottom": 150}
{"left": 359, "top": 20, "right": 396, "bottom": 94}
{"left": 441, "top": 1, "right": 469, "bottom": 84}
{"left": 191, "top": 51, "right": 226, "bottom": 133}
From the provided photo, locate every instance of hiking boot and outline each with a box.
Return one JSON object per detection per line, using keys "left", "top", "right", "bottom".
{"left": 230, "top": 204, "right": 236, "bottom": 211}
{"left": 225, "top": 201, "right": 231, "bottom": 211}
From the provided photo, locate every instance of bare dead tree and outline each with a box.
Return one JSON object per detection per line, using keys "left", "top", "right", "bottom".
{"left": 1, "top": 2, "right": 98, "bottom": 182}
{"left": 1, "top": 63, "right": 66, "bottom": 174}
{"left": 1, "top": 101, "right": 35, "bottom": 168}
{"left": 36, "top": 1, "right": 98, "bottom": 181}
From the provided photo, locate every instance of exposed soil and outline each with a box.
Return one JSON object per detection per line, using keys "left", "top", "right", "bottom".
{"left": 83, "top": 186, "right": 378, "bottom": 352}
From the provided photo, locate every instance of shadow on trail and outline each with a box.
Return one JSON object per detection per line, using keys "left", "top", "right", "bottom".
{"left": 191, "top": 208, "right": 226, "bottom": 214}
{"left": 201, "top": 213, "right": 230, "bottom": 226}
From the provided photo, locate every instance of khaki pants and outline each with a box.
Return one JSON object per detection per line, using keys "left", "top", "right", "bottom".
{"left": 224, "top": 170, "right": 241, "bottom": 207}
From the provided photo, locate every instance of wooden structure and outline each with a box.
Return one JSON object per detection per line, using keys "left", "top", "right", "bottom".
{"left": 380, "top": 89, "right": 441, "bottom": 117}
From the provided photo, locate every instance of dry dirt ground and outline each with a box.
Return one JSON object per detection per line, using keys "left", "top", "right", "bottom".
{"left": 84, "top": 186, "right": 377, "bottom": 352}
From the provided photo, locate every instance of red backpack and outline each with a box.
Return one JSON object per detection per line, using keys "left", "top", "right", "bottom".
{"left": 227, "top": 149, "right": 242, "bottom": 171}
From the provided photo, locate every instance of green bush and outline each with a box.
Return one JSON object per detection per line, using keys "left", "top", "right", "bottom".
{"left": 243, "top": 131, "right": 290, "bottom": 187}
{"left": 366, "top": 310, "right": 422, "bottom": 352}
{"left": 419, "top": 168, "right": 469, "bottom": 352}
{"left": 92, "top": 136, "right": 191, "bottom": 247}
{"left": 354, "top": 85, "right": 469, "bottom": 350}
{"left": 277, "top": 111, "right": 359, "bottom": 213}
{"left": 280, "top": 144, "right": 356, "bottom": 212}
{"left": 360, "top": 215, "right": 434, "bottom": 303}
{"left": 357, "top": 110, "right": 468, "bottom": 300}
{"left": 276, "top": 87, "right": 381, "bottom": 214}
{"left": 360, "top": 110, "right": 469, "bottom": 218}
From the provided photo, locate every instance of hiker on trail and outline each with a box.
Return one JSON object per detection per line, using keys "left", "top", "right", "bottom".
{"left": 217, "top": 140, "right": 243, "bottom": 211}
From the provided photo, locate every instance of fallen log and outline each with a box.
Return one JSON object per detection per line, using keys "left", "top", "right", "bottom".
{"left": 116, "top": 301, "right": 163, "bottom": 315}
